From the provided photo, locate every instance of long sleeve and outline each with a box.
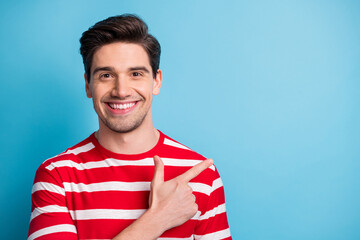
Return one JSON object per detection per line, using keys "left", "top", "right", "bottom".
{"left": 27, "top": 163, "right": 78, "bottom": 240}
{"left": 194, "top": 167, "right": 232, "bottom": 240}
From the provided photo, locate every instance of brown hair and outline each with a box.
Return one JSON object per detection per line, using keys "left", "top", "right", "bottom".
{"left": 80, "top": 14, "right": 161, "bottom": 82}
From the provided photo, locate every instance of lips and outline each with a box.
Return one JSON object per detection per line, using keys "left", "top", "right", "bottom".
{"left": 108, "top": 102, "right": 136, "bottom": 110}
{"left": 105, "top": 101, "right": 138, "bottom": 114}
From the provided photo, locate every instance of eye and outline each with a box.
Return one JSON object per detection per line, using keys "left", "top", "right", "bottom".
{"left": 100, "top": 73, "right": 113, "bottom": 80}
{"left": 132, "top": 72, "right": 142, "bottom": 77}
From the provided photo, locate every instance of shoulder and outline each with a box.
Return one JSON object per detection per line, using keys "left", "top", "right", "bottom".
{"left": 160, "top": 131, "right": 207, "bottom": 161}
{"left": 159, "top": 131, "right": 220, "bottom": 183}
{"left": 38, "top": 133, "right": 96, "bottom": 173}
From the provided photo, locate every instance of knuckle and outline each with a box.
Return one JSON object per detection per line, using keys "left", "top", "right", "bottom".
{"left": 174, "top": 181, "right": 182, "bottom": 189}
{"left": 192, "top": 203, "right": 198, "bottom": 213}
{"left": 190, "top": 195, "right": 196, "bottom": 204}
{"left": 173, "top": 179, "right": 181, "bottom": 186}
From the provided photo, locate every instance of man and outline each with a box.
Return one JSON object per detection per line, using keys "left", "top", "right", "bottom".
{"left": 28, "top": 14, "right": 231, "bottom": 240}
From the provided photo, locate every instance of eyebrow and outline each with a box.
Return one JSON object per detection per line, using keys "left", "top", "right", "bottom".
{"left": 129, "top": 66, "right": 150, "bottom": 73}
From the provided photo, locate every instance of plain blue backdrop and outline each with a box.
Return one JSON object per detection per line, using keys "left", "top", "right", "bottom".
{"left": 1, "top": 0, "right": 359, "bottom": 239}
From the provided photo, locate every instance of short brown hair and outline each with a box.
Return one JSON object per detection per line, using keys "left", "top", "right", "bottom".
{"left": 79, "top": 14, "right": 161, "bottom": 82}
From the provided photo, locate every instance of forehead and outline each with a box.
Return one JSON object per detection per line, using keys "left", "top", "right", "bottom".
{"left": 91, "top": 42, "right": 151, "bottom": 71}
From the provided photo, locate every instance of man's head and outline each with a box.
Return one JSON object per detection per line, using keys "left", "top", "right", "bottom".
{"left": 80, "top": 14, "right": 161, "bottom": 82}
{"left": 80, "top": 14, "right": 163, "bottom": 134}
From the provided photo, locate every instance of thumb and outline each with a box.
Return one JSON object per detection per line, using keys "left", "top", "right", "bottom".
{"left": 152, "top": 155, "right": 164, "bottom": 185}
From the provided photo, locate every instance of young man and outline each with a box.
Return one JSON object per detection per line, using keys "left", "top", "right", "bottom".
{"left": 28, "top": 14, "right": 231, "bottom": 240}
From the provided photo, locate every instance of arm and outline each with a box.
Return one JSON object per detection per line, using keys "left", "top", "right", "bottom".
{"left": 194, "top": 167, "right": 232, "bottom": 240}
{"left": 111, "top": 156, "right": 214, "bottom": 240}
{"left": 27, "top": 165, "right": 78, "bottom": 240}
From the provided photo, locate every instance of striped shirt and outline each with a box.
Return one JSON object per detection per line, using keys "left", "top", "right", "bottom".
{"left": 28, "top": 131, "right": 232, "bottom": 240}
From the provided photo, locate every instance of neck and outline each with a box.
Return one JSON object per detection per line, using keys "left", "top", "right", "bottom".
{"left": 96, "top": 119, "right": 160, "bottom": 155}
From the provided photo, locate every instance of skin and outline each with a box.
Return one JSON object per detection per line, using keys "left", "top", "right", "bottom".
{"left": 85, "top": 42, "right": 162, "bottom": 154}
{"left": 84, "top": 42, "right": 213, "bottom": 239}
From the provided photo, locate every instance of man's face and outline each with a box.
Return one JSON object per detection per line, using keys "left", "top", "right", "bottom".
{"left": 85, "top": 42, "right": 162, "bottom": 133}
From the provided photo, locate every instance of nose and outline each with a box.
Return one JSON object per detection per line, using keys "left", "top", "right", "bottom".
{"left": 111, "top": 76, "right": 131, "bottom": 99}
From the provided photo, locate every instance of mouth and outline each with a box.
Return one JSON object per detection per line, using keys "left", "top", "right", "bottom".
{"left": 108, "top": 102, "right": 136, "bottom": 110}
{"left": 105, "top": 101, "right": 139, "bottom": 114}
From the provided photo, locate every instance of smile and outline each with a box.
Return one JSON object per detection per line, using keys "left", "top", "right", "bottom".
{"left": 105, "top": 101, "right": 139, "bottom": 115}
{"left": 108, "top": 102, "right": 136, "bottom": 110}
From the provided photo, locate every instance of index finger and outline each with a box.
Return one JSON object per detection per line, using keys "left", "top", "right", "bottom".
{"left": 177, "top": 159, "right": 214, "bottom": 183}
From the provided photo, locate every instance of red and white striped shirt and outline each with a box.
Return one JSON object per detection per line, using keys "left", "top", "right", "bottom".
{"left": 28, "top": 131, "right": 232, "bottom": 240}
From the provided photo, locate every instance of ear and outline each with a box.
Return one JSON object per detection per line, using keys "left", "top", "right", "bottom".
{"left": 152, "top": 69, "right": 163, "bottom": 95}
{"left": 84, "top": 73, "right": 92, "bottom": 98}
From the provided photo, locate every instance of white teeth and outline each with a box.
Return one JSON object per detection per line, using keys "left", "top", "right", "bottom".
{"left": 109, "top": 102, "right": 135, "bottom": 110}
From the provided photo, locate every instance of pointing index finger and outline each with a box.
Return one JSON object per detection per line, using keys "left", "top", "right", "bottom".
{"left": 178, "top": 159, "right": 214, "bottom": 183}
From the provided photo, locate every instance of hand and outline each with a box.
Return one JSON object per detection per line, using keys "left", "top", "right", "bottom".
{"left": 148, "top": 155, "right": 214, "bottom": 231}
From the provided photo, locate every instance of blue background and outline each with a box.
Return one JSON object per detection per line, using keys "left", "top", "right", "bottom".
{"left": 1, "top": 0, "right": 359, "bottom": 239}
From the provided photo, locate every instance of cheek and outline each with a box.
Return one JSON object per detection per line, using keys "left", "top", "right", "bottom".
{"left": 92, "top": 85, "right": 108, "bottom": 99}
{"left": 135, "top": 82, "right": 154, "bottom": 96}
